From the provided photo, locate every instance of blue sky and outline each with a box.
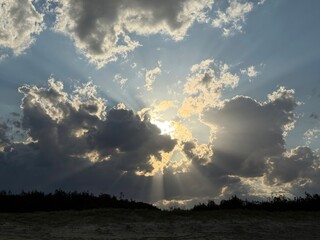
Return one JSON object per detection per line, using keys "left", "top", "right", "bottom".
{"left": 0, "top": 0, "right": 320, "bottom": 207}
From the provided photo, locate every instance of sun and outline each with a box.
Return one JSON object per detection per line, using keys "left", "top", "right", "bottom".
{"left": 151, "top": 119, "right": 174, "bottom": 136}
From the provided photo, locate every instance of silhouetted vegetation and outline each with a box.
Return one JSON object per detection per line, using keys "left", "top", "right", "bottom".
{"left": 1, "top": 190, "right": 320, "bottom": 213}
{"left": 0, "top": 190, "right": 158, "bottom": 212}
{"left": 191, "top": 200, "right": 218, "bottom": 211}
{"left": 192, "top": 193, "right": 320, "bottom": 211}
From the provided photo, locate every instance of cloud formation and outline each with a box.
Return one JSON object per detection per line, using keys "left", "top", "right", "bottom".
{"left": 241, "top": 65, "right": 259, "bottom": 79}
{"left": 267, "top": 147, "right": 319, "bottom": 185}
{"left": 266, "top": 146, "right": 320, "bottom": 196}
{"left": 0, "top": 0, "right": 264, "bottom": 64}
{"left": 212, "top": 0, "right": 254, "bottom": 36}
{"left": 179, "top": 59, "right": 239, "bottom": 117}
{"left": 176, "top": 85, "right": 320, "bottom": 200}
{"left": 113, "top": 74, "right": 128, "bottom": 89}
{"left": 145, "top": 66, "right": 161, "bottom": 91}
{"left": 54, "top": 0, "right": 213, "bottom": 67}
{"left": 0, "top": 71, "right": 319, "bottom": 204}
{"left": 201, "top": 87, "right": 298, "bottom": 177}
{"left": 0, "top": 79, "right": 176, "bottom": 191}
{"left": 0, "top": 122, "right": 9, "bottom": 149}
{"left": 0, "top": 0, "right": 45, "bottom": 55}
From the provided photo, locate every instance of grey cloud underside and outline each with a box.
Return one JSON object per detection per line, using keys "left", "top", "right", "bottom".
{"left": 267, "top": 146, "right": 320, "bottom": 197}
{"left": 267, "top": 147, "right": 319, "bottom": 184}
{"left": 201, "top": 89, "right": 297, "bottom": 177}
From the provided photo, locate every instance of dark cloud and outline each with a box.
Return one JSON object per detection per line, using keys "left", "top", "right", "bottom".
{"left": 92, "top": 108, "right": 176, "bottom": 173}
{"left": 201, "top": 87, "right": 297, "bottom": 177}
{"left": 0, "top": 79, "right": 176, "bottom": 194}
{"left": 0, "top": 122, "right": 9, "bottom": 147}
{"left": 267, "top": 147, "right": 318, "bottom": 184}
{"left": 265, "top": 146, "right": 320, "bottom": 197}
{"left": 182, "top": 140, "right": 212, "bottom": 166}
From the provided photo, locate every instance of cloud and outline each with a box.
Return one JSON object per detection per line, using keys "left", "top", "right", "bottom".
{"left": 179, "top": 59, "right": 239, "bottom": 117}
{"left": 265, "top": 146, "right": 320, "bottom": 196}
{"left": 304, "top": 128, "right": 320, "bottom": 146}
{"left": 54, "top": 0, "right": 213, "bottom": 67}
{"left": 0, "top": 79, "right": 176, "bottom": 191}
{"left": 0, "top": 122, "right": 9, "bottom": 149}
{"left": 130, "top": 62, "right": 137, "bottom": 69}
{"left": 0, "top": 0, "right": 45, "bottom": 55}
{"left": 113, "top": 74, "right": 128, "bottom": 89}
{"left": 92, "top": 108, "right": 176, "bottom": 173}
{"left": 201, "top": 87, "right": 298, "bottom": 177}
{"left": 182, "top": 140, "right": 213, "bottom": 166}
{"left": 241, "top": 65, "right": 259, "bottom": 79}
{"left": 0, "top": 54, "right": 8, "bottom": 62}
{"left": 212, "top": 0, "right": 254, "bottom": 36}
{"left": 178, "top": 86, "right": 320, "bottom": 199}
{"left": 267, "top": 147, "right": 318, "bottom": 185}
{"left": 1, "top": 79, "right": 319, "bottom": 203}
{"left": 145, "top": 66, "right": 161, "bottom": 91}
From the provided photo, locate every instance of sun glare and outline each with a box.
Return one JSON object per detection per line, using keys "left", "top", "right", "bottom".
{"left": 151, "top": 119, "right": 174, "bottom": 136}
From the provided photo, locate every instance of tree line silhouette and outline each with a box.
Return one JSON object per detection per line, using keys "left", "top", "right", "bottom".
{"left": 0, "top": 190, "right": 158, "bottom": 212}
{"left": 1, "top": 190, "right": 320, "bottom": 212}
{"left": 192, "top": 193, "right": 320, "bottom": 211}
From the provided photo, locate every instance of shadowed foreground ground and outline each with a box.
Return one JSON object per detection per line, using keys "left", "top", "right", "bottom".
{"left": 0, "top": 209, "right": 319, "bottom": 240}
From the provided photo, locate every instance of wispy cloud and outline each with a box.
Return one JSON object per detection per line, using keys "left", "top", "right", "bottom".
{"left": 212, "top": 0, "right": 254, "bottom": 36}
{"left": 113, "top": 74, "right": 128, "bottom": 89}
{"left": 145, "top": 66, "right": 161, "bottom": 91}
{"left": 241, "top": 65, "right": 259, "bottom": 80}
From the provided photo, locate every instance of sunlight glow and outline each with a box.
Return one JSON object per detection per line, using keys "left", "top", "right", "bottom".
{"left": 151, "top": 119, "right": 175, "bottom": 136}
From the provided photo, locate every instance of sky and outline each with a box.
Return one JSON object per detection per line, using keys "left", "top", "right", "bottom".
{"left": 0, "top": 0, "right": 320, "bottom": 208}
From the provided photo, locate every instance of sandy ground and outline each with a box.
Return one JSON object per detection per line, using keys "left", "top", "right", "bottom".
{"left": 0, "top": 209, "right": 319, "bottom": 239}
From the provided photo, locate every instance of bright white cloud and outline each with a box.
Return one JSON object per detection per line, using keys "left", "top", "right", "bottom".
{"left": 179, "top": 59, "right": 239, "bottom": 117}
{"left": 54, "top": 0, "right": 213, "bottom": 68}
{"left": 212, "top": 0, "right": 254, "bottom": 36}
{"left": 0, "top": 0, "right": 45, "bottom": 55}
